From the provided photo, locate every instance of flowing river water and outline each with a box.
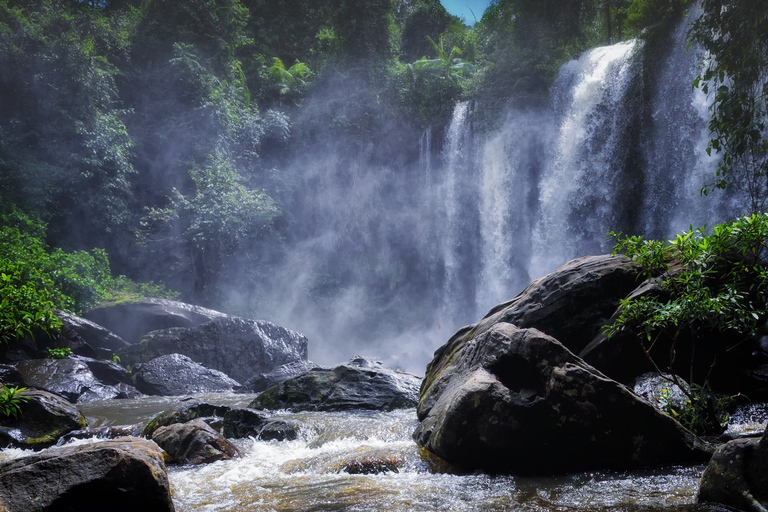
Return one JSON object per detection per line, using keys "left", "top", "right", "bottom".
{"left": 63, "top": 393, "right": 768, "bottom": 512}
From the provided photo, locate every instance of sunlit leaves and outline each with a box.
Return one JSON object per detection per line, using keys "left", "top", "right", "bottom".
{"left": 606, "top": 213, "right": 768, "bottom": 344}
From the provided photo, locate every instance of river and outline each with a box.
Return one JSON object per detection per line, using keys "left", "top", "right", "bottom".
{"left": 70, "top": 393, "right": 753, "bottom": 512}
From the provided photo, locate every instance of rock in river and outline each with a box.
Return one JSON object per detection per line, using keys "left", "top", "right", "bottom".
{"left": 0, "top": 437, "right": 175, "bottom": 511}
{"left": 249, "top": 356, "right": 421, "bottom": 412}
{"left": 132, "top": 353, "right": 240, "bottom": 396}
{"left": 0, "top": 389, "right": 86, "bottom": 449}
{"left": 414, "top": 322, "right": 710, "bottom": 474}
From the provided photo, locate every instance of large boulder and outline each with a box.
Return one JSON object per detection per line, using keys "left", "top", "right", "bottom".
{"left": 699, "top": 429, "right": 768, "bottom": 511}
{"left": 152, "top": 419, "right": 240, "bottom": 465}
{"left": 14, "top": 357, "right": 135, "bottom": 403}
{"left": 120, "top": 316, "right": 308, "bottom": 384}
{"left": 249, "top": 356, "right": 421, "bottom": 412}
{"left": 0, "top": 389, "right": 87, "bottom": 449}
{"left": 0, "top": 437, "right": 175, "bottom": 512}
{"left": 132, "top": 353, "right": 240, "bottom": 396}
{"left": 414, "top": 322, "right": 710, "bottom": 474}
{"left": 83, "top": 298, "right": 226, "bottom": 343}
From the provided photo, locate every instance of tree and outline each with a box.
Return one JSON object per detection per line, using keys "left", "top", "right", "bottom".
{"left": 689, "top": 0, "right": 768, "bottom": 213}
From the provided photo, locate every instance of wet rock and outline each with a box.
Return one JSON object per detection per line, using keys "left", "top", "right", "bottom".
{"left": 152, "top": 419, "right": 241, "bottom": 465}
{"left": 258, "top": 420, "right": 300, "bottom": 441}
{"left": 470, "top": 255, "right": 640, "bottom": 356}
{"left": 75, "top": 355, "right": 133, "bottom": 386}
{"left": 13, "top": 358, "right": 128, "bottom": 403}
{"left": 132, "top": 353, "right": 240, "bottom": 396}
{"left": 84, "top": 298, "right": 226, "bottom": 343}
{"left": 0, "top": 365, "right": 25, "bottom": 387}
{"left": 59, "top": 424, "right": 142, "bottom": 444}
{"left": 0, "top": 437, "right": 174, "bottom": 511}
{"left": 222, "top": 408, "right": 268, "bottom": 438}
{"left": 55, "top": 309, "right": 131, "bottom": 353}
{"left": 249, "top": 356, "right": 421, "bottom": 412}
{"left": 238, "top": 359, "right": 321, "bottom": 393}
{"left": 699, "top": 428, "right": 768, "bottom": 511}
{"left": 338, "top": 456, "right": 401, "bottom": 475}
{"left": 415, "top": 322, "right": 711, "bottom": 475}
{"left": 120, "top": 316, "right": 309, "bottom": 384}
{"left": 141, "top": 400, "right": 232, "bottom": 437}
{"left": 0, "top": 389, "right": 87, "bottom": 449}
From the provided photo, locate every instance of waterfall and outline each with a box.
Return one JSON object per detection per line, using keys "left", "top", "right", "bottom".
{"left": 530, "top": 40, "right": 640, "bottom": 278}
{"left": 439, "top": 101, "right": 473, "bottom": 320}
{"left": 642, "top": 8, "right": 740, "bottom": 234}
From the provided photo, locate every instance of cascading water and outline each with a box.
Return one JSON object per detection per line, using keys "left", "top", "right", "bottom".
{"left": 642, "top": 7, "right": 740, "bottom": 234}
{"left": 530, "top": 39, "right": 640, "bottom": 279}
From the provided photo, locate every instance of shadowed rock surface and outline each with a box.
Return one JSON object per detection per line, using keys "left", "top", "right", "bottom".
{"left": 249, "top": 356, "right": 420, "bottom": 412}
{"left": 152, "top": 419, "right": 241, "bottom": 465}
{"left": 132, "top": 353, "right": 240, "bottom": 396}
{"left": 222, "top": 408, "right": 268, "bottom": 438}
{"left": 55, "top": 309, "right": 131, "bottom": 353}
{"left": 83, "top": 298, "right": 226, "bottom": 343}
{"left": 0, "top": 437, "right": 175, "bottom": 511}
{"left": 0, "top": 389, "right": 86, "bottom": 448}
{"left": 699, "top": 429, "right": 768, "bottom": 511}
{"left": 415, "top": 322, "right": 710, "bottom": 474}
{"left": 120, "top": 316, "right": 308, "bottom": 383}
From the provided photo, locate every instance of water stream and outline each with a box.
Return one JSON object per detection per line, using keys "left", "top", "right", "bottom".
{"left": 73, "top": 394, "right": 735, "bottom": 512}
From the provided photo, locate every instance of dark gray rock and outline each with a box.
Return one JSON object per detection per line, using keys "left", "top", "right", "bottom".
{"left": 249, "top": 356, "right": 421, "bottom": 412}
{"left": 415, "top": 322, "right": 710, "bottom": 475}
{"left": 258, "top": 420, "right": 300, "bottom": 441}
{"left": 14, "top": 358, "right": 130, "bottom": 403}
{"left": 238, "top": 359, "right": 321, "bottom": 393}
{"left": 699, "top": 429, "right": 768, "bottom": 511}
{"left": 222, "top": 408, "right": 268, "bottom": 438}
{"left": 121, "top": 316, "right": 308, "bottom": 383}
{"left": 152, "top": 419, "right": 241, "bottom": 465}
{"left": 83, "top": 298, "right": 226, "bottom": 343}
{"left": 141, "top": 401, "right": 232, "bottom": 437}
{"left": 132, "top": 354, "right": 240, "bottom": 396}
{"left": 0, "top": 389, "right": 87, "bottom": 449}
{"left": 0, "top": 365, "right": 25, "bottom": 387}
{"left": 55, "top": 309, "right": 131, "bottom": 353}
{"left": 0, "top": 437, "right": 175, "bottom": 512}
{"left": 472, "top": 254, "right": 640, "bottom": 355}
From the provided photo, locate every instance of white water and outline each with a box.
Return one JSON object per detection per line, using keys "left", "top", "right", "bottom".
{"left": 72, "top": 395, "right": 727, "bottom": 512}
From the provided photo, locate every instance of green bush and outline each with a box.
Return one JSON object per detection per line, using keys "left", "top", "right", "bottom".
{"left": 0, "top": 209, "right": 176, "bottom": 346}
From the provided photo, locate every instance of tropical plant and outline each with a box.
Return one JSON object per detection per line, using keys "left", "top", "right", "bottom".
{"left": 412, "top": 35, "right": 475, "bottom": 85}
{"left": 45, "top": 347, "right": 72, "bottom": 359}
{"left": 268, "top": 57, "right": 311, "bottom": 97}
{"left": 0, "top": 384, "right": 28, "bottom": 420}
